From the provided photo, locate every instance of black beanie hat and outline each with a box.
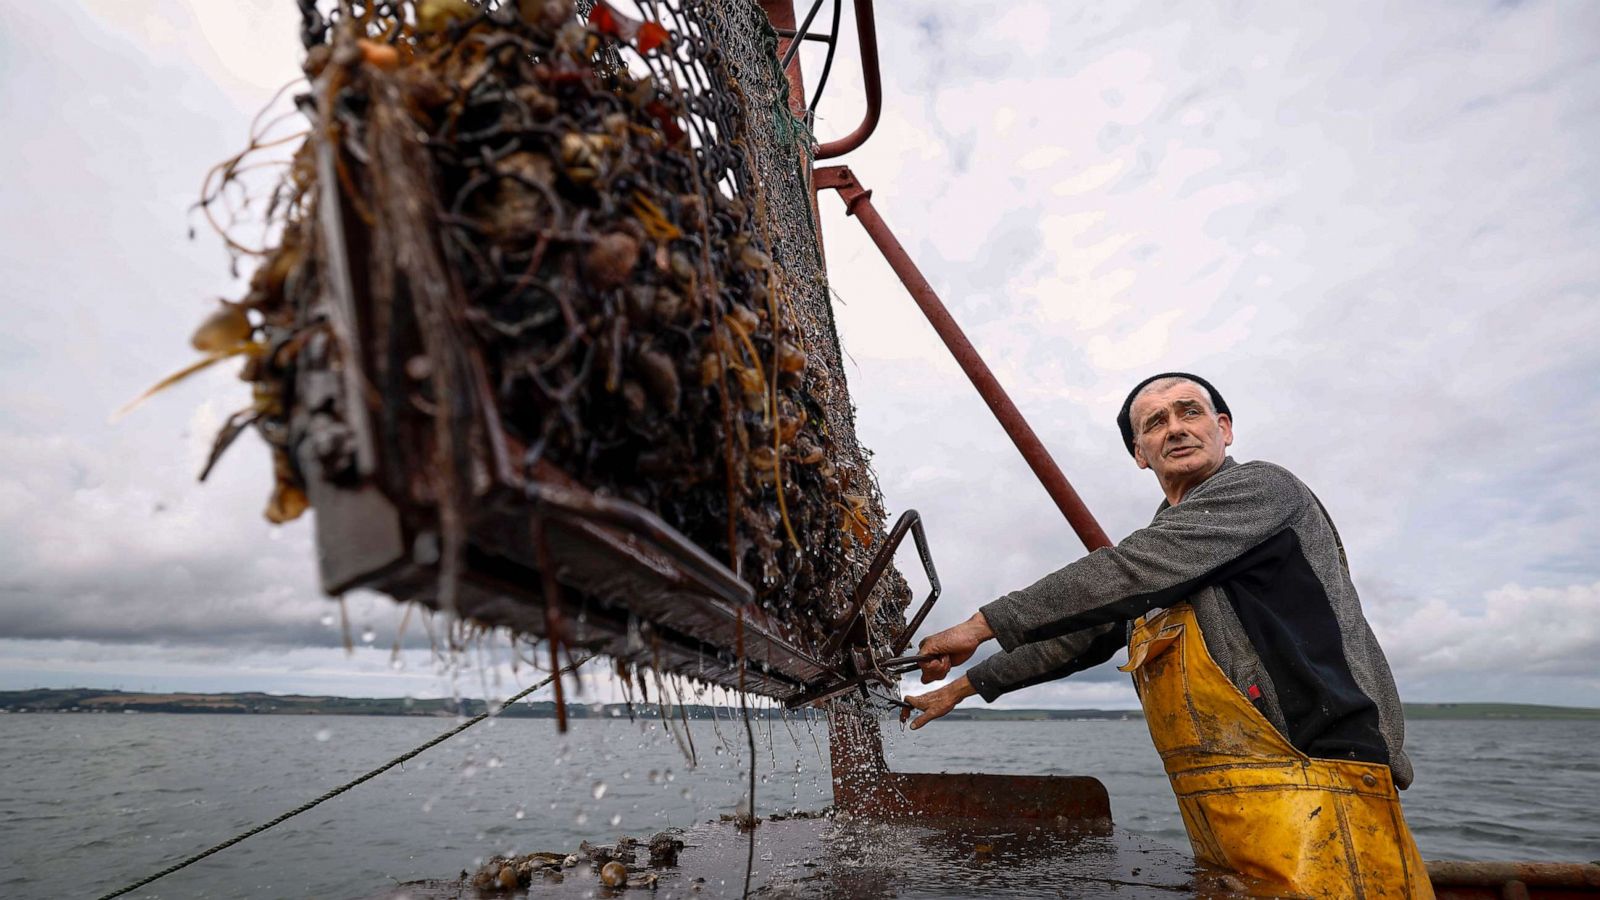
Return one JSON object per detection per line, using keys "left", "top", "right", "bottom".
{"left": 1116, "top": 372, "right": 1231, "bottom": 456}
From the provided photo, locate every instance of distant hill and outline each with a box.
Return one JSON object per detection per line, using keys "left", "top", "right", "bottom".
{"left": 913, "top": 703, "right": 1600, "bottom": 722}
{"left": 930, "top": 707, "right": 1142, "bottom": 721}
{"left": 1400, "top": 702, "right": 1600, "bottom": 720}
{"left": 2, "top": 689, "right": 1596, "bottom": 721}
{"left": 0, "top": 688, "right": 812, "bottom": 720}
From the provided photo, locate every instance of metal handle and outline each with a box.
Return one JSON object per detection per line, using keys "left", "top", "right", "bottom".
{"left": 888, "top": 514, "right": 941, "bottom": 657}
{"left": 823, "top": 509, "right": 941, "bottom": 660}
{"left": 815, "top": 0, "right": 881, "bottom": 159}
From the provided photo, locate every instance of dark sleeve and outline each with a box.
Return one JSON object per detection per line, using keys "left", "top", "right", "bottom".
{"left": 980, "top": 462, "right": 1306, "bottom": 652}
{"left": 965, "top": 621, "right": 1126, "bottom": 703}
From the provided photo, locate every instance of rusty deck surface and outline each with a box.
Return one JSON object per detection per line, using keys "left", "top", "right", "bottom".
{"left": 373, "top": 815, "right": 1600, "bottom": 900}
{"left": 373, "top": 817, "right": 1247, "bottom": 899}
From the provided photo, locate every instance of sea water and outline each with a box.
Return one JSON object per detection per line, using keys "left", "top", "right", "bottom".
{"left": 1, "top": 715, "right": 1595, "bottom": 898}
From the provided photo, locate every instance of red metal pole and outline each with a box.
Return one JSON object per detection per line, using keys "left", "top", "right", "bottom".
{"left": 815, "top": 0, "right": 882, "bottom": 160}
{"left": 815, "top": 166, "right": 1114, "bottom": 553}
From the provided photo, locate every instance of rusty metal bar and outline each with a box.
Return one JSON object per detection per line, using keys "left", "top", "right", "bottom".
{"left": 1425, "top": 860, "right": 1600, "bottom": 889}
{"left": 888, "top": 514, "right": 941, "bottom": 656}
{"left": 878, "top": 772, "right": 1112, "bottom": 825}
{"left": 814, "top": 0, "right": 881, "bottom": 159}
{"left": 786, "top": 511, "right": 941, "bottom": 710}
{"left": 822, "top": 509, "right": 938, "bottom": 660}
{"left": 814, "top": 165, "right": 1114, "bottom": 552}
{"left": 524, "top": 480, "right": 754, "bottom": 609}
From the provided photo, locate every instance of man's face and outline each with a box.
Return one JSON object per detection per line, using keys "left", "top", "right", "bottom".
{"left": 1129, "top": 381, "right": 1234, "bottom": 489}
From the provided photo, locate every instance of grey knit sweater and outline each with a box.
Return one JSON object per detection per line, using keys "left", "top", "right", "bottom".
{"left": 967, "top": 457, "right": 1414, "bottom": 788}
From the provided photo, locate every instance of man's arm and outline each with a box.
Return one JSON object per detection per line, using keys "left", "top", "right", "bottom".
{"left": 965, "top": 621, "right": 1126, "bottom": 701}
{"left": 902, "top": 621, "right": 1125, "bottom": 728}
{"left": 981, "top": 462, "right": 1304, "bottom": 651}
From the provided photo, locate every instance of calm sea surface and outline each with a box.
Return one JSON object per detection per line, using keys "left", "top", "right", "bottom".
{"left": 2, "top": 714, "right": 1595, "bottom": 898}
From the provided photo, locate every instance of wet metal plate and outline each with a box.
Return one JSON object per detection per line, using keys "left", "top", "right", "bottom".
{"left": 374, "top": 818, "right": 1220, "bottom": 899}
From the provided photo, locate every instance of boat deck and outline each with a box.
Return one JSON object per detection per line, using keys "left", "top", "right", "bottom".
{"left": 376, "top": 814, "right": 1600, "bottom": 899}
{"left": 379, "top": 817, "right": 1259, "bottom": 899}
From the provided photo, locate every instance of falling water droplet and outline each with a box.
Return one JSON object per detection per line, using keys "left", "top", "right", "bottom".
{"left": 575, "top": 811, "right": 589, "bottom": 826}
{"left": 314, "top": 728, "right": 332, "bottom": 743}
{"left": 320, "top": 614, "right": 335, "bottom": 627}
{"left": 514, "top": 806, "right": 526, "bottom": 820}
{"left": 591, "top": 781, "right": 608, "bottom": 800}
{"left": 609, "top": 813, "right": 622, "bottom": 827}
{"left": 390, "top": 659, "right": 404, "bottom": 670}
{"left": 361, "top": 629, "right": 376, "bottom": 644}
{"left": 487, "top": 755, "right": 504, "bottom": 769}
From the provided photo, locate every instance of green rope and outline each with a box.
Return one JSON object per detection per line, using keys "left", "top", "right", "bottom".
{"left": 751, "top": 11, "right": 818, "bottom": 156}
{"left": 740, "top": 4, "right": 825, "bottom": 278}
{"left": 93, "top": 655, "right": 593, "bottom": 900}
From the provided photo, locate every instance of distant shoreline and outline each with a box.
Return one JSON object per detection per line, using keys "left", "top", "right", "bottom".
{"left": 3, "top": 689, "right": 1597, "bottom": 721}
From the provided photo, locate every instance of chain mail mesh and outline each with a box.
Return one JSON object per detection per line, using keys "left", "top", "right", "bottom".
{"left": 571, "top": 0, "right": 908, "bottom": 645}
{"left": 692, "top": 0, "right": 909, "bottom": 644}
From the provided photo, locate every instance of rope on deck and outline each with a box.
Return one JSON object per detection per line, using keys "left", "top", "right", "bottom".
{"left": 94, "top": 655, "right": 593, "bottom": 900}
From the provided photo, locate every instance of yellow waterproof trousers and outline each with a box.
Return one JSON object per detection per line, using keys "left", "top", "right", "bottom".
{"left": 1120, "top": 604, "right": 1433, "bottom": 899}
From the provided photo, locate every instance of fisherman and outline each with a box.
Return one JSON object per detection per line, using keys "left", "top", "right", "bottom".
{"left": 902, "top": 372, "right": 1433, "bottom": 898}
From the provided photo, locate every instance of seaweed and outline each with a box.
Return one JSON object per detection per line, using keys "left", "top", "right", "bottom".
{"left": 181, "top": 1, "right": 888, "bottom": 656}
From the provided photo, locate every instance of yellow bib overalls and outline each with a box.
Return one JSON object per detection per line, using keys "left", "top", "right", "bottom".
{"left": 1120, "top": 603, "right": 1433, "bottom": 899}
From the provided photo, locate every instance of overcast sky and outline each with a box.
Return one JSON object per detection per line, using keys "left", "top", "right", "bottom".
{"left": 1, "top": 1, "right": 1596, "bottom": 711}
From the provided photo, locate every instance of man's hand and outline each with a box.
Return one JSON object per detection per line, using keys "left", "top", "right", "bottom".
{"left": 900, "top": 676, "right": 977, "bottom": 729}
{"left": 915, "top": 611, "right": 995, "bottom": 683}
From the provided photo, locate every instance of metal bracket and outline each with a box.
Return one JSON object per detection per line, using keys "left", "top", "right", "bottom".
{"left": 813, "top": 166, "right": 1114, "bottom": 552}
{"left": 785, "top": 509, "right": 941, "bottom": 709}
